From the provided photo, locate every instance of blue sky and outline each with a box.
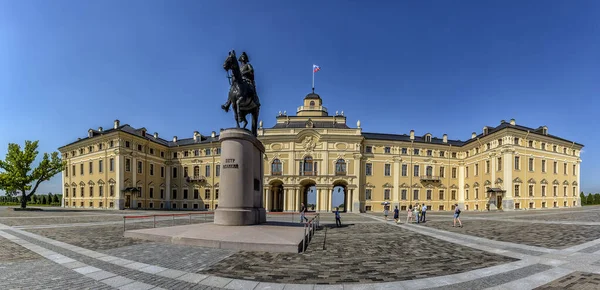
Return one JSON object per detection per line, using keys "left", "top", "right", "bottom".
{"left": 1, "top": 0, "right": 599, "bottom": 204}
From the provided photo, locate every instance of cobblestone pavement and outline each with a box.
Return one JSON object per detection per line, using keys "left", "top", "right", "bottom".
{"left": 5, "top": 207, "right": 600, "bottom": 289}
{"left": 535, "top": 272, "right": 600, "bottom": 289}
{"left": 420, "top": 219, "right": 600, "bottom": 249}
{"left": 201, "top": 223, "right": 517, "bottom": 284}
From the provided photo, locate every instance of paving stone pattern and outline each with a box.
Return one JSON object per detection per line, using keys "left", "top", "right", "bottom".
{"left": 26, "top": 225, "right": 149, "bottom": 250}
{"left": 421, "top": 220, "right": 600, "bottom": 249}
{"left": 200, "top": 223, "right": 517, "bottom": 284}
{"left": 535, "top": 272, "right": 600, "bottom": 290}
{"left": 0, "top": 236, "right": 44, "bottom": 262}
{"left": 102, "top": 242, "right": 236, "bottom": 272}
{"left": 5, "top": 230, "right": 223, "bottom": 290}
{"left": 514, "top": 211, "right": 600, "bottom": 223}
{"left": 0, "top": 259, "right": 115, "bottom": 290}
{"left": 0, "top": 215, "right": 125, "bottom": 227}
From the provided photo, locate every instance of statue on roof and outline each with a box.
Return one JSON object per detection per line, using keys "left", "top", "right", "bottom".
{"left": 221, "top": 50, "right": 261, "bottom": 136}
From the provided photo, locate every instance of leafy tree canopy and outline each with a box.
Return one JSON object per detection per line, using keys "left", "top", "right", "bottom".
{"left": 0, "top": 140, "right": 64, "bottom": 208}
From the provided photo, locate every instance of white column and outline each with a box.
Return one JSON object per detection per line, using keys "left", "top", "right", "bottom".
{"left": 503, "top": 152, "right": 514, "bottom": 210}
{"left": 353, "top": 156, "right": 361, "bottom": 212}
{"left": 577, "top": 161, "right": 581, "bottom": 206}
{"left": 116, "top": 154, "right": 124, "bottom": 209}
{"left": 345, "top": 189, "right": 351, "bottom": 212}
{"left": 165, "top": 165, "right": 171, "bottom": 208}
{"left": 349, "top": 189, "right": 355, "bottom": 212}
{"left": 132, "top": 157, "right": 137, "bottom": 207}
{"left": 316, "top": 188, "right": 321, "bottom": 212}
{"left": 491, "top": 156, "right": 496, "bottom": 187}
{"left": 294, "top": 188, "right": 299, "bottom": 211}
{"left": 327, "top": 188, "right": 333, "bottom": 212}
{"left": 393, "top": 159, "right": 400, "bottom": 203}
{"left": 458, "top": 164, "right": 465, "bottom": 207}
{"left": 283, "top": 188, "right": 289, "bottom": 212}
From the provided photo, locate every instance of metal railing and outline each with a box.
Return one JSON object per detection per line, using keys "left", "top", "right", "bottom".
{"left": 301, "top": 213, "right": 320, "bottom": 254}
{"left": 420, "top": 175, "right": 441, "bottom": 181}
{"left": 123, "top": 212, "right": 214, "bottom": 232}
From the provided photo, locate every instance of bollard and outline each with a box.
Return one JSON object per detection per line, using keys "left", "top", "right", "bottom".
{"left": 123, "top": 217, "right": 126, "bottom": 232}
{"left": 153, "top": 215, "right": 156, "bottom": 228}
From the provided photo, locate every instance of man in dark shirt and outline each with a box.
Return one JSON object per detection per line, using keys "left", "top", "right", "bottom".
{"left": 334, "top": 207, "right": 342, "bottom": 227}
{"left": 300, "top": 202, "right": 309, "bottom": 223}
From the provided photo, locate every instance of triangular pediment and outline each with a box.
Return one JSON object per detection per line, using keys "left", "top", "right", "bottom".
{"left": 572, "top": 181, "right": 578, "bottom": 186}
{"left": 400, "top": 183, "right": 409, "bottom": 188}
{"left": 71, "top": 182, "right": 77, "bottom": 187}
{"left": 383, "top": 182, "right": 393, "bottom": 188}
{"left": 450, "top": 184, "right": 458, "bottom": 189}
{"left": 563, "top": 180, "right": 570, "bottom": 185}
{"left": 484, "top": 180, "right": 491, "bottom": 186}
{"left": 473, "top": 182, "right": 480, "bottom": 187}
{"left": 528, "top": 178, "right": 536, "bottom": 184}
{"left": 438, "top": 183, "right": 446, "bottom": 189}
{"left": 214, "top": 182, "right": 219, "bottom": 187}
{"left": 160, "top": 183, "right": 165, "bottom": 188}
{"left": 412, "top": 183, "right": 422, "bottom": 188}
{"left": 541, "top": 179, "right": 548, "bottom": 184}
{"left": 553, "top": 179, "right": 560, "bottom": 185}
{"left": 365, "top": 182, "right": 375, "bottom": 188}
{"left": 64, "top": 183, "right": 70, "bottom": 187}
{"left": 148, "top": 181, "right": 154, "bottom": 186}
{"left": 495, "top": 178, "right": 503, "bottom": 184}
{"left": 79, "top": 181, "right": 86, "bottom": 186}
{"left": 171, "top": 183, "right": 178, "bottom": 188}
{"left": 426, "top": 184, "right": 434, "bottom": 188}
{"left": 513, "top": 177, "right": 522, "bottom": 183}
{"left": 97, "top": 179, "right": 105, "bottom": 185}
{"left": 464, "top": 184, "right": 470, "bottom": 189}
{"left": 108, "top": 178, "right": 116, "bottom": 185}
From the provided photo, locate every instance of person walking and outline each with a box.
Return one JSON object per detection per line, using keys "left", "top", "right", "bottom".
{"left": 393, "top": 206, "right": 400, "bottom": 223}
{"left": 453, "top": 204, "right": 463, "bottom": 228}
{"left": 406, "top": 205, "right": 414, "bottom": 223}
{"left": 300, "top": 202, "right": 309, "bottom": 223}
{"left": 421, "top": 203, "right": 427, "bottom": 223}
{"left": 383, "top": 203, "right": 390, "bottom": 221}
{"left": 334, "top": 207, "right": 342, "bottom": 227}
{"left": 413, "top": 204, "right": 420, "bottom": 224}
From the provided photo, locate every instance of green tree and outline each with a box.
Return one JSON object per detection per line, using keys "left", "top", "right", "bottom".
{"left": 41, "top": 195, "right": 47, "bottom": 204}
{"left": 47, "top": 193, "right": 53, "bottom": 204}
{"left": 31, "top": 194, "right": 37, "bottom": 204}
{"left": 580, "top": 192, "right": 587, "bottom": 205}
{"left": 53, "top": 194, "right": 60, "bottom": 204}
{"left": 0, "top": 141, "right": 64, "bottom": 209}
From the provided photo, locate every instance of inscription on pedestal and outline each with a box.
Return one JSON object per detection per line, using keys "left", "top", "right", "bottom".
{"left": 223, "top": 158, "right": 239, "bottom": 169}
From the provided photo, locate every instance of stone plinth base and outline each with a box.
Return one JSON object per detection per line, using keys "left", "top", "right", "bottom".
{"left": 214, "top": 128, "right": 266, "bottom": 226}
{"left": 124, "top": 222, "right": 306, "bottom": 253}
{"left": 502, "top": 199, "right": 515, "bottom": 210}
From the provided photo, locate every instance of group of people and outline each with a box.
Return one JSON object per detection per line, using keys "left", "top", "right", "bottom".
{"left": 384, "top": 203, "right": 463, "bottom": 227}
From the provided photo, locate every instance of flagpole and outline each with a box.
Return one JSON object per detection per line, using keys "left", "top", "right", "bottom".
{"left": 312, "top": 65, "right": 315, "bottom": 93}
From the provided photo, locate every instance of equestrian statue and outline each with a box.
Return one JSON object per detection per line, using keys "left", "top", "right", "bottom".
{"left": 221, "top": 50, "right": 261, "bottom": 137}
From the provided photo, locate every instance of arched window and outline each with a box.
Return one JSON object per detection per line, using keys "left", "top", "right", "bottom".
{"left": 426, "top": 166, "right": 433, "bottom": 177}
{"left": 271, "top": 159, "right": 282, "bottom": 175}
{"left": 335, "top": 159, "right": 346, "bottom": 175}
{"left": 193, "top": 166, "right": 200, "bottom": 177}
{"left": 303, "top": 156, "right": 314, "bottom": 175}
{"left": 309, "top": 101, "right": 315, "bottom": 106}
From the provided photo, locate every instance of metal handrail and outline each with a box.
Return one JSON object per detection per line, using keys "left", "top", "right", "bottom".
{"left": 123, "top": 211, "right": 214, "bottom": 232}
{"left": 301, "top": 213, "right": 320, "bottom": 253}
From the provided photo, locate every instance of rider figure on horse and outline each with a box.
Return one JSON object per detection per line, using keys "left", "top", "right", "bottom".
{"left": 221, "top": 52, "right": 260, "bottom": 112}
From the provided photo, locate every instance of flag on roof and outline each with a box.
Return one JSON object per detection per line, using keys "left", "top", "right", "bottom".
{"left": 313, "top": 64, "right": 321, "bottom": 73}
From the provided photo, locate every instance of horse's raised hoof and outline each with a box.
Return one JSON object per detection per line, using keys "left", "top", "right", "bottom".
{"left": 221, "top": 105, "right": 229, "bottom": 112}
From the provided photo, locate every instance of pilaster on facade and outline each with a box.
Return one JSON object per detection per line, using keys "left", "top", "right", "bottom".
{"left": 458, "top": 163, "right": 465, "bottom": 208}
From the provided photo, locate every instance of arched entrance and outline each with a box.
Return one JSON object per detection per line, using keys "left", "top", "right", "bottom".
{"left": 332, "top": 180, "right": 349, "bottom": 212}
{"left": 300, "top": 179, "right": 317, "bottom": 211}
{"left": 267, "top": 180, "right": 284, "bottom": 212}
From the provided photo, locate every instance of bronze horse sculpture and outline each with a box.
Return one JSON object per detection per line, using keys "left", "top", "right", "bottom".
{"left": 221, "top": 50, "right": 261, "bottom": 137}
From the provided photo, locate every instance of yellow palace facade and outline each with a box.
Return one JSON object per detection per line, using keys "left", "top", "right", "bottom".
{"left": 59, "top": 93, "right": 583, "bottom": 212}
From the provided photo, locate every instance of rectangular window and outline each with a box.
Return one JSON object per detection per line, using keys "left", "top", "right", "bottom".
{"left": 194, "top": 189, "right": 199, "bottom": 199}
{"left": 172, "top": 189, "right": 177, "bottom": 199}
{"left": 137, "top": 161, "right": 143, "bottom": 174}
{"left": 98, "top": 160, "right": 103, "bottom": 173}
{"left": 452, "top": 152, "right": 457, "bottom": 158}
{"left": 384, "top": 164, "right": 391, "bottom": 176}
{"left": 485, "top": 161, "right": 490, "bottom": 173}
{"left": 125, "top": 159, "right": 131, "bottom": 171}
{"left": 475, "top": 164, "right": 479, "bottom": 176}
{"left": 414, "top": 165, "right": 419, "bottom": 177}
{"left": 438, "top": 190, "right": 444, "bottom": 200}
{"left": 401, "top": 189, "right": 407, "bottom": 200}
{"left": 205, "top": 189, "right": 210, "bottom": 199}
{"left": 365, "top": 146, "right": 372, "bottom": 153}
{"left": 465, "top": 189, "right": 469, "bottom": 200}
{"left": 149, "top": 148, "right": 154, "bottom": 155}
{"left": 161, "top": 166, "right": 165, "bottom": 178}
{"left": 564, "top": 186, "right": 567, "bottom": 197}
{"left": 553, "top": 186, "right": 557, "bottom": 197}
{"left": 80, "top": 164, "right": 84, "bottom": 175}
{"left": 401, "top": 164, "right": 407, "bottom": 176}
{"left": 452, "top": 167, "right": 457, "bottom": 178}
{"left": 109, "top": 158, "right": 114, "bottom": 171}
{"left": 497, "top": 157, "right": 502, "bottom": 171}
{"left": 475, "top": 188, "right": 479, "bottom": 199}
{"left": 564, "top": 163, "right": 567, "bottom": 174}
{"left": 184, "top": 151, "right": 189, "bottom": 157}
{"left": 216, "top": 148, "right": 221, "bottom": 155}
{"left": 99, "top": 185, "right": 103, "bottom": 197}
{"left": 451, "top": 190, "right": 456, "bottom": 200}
{"left": 541, "top": 185, "right": 546, "bottom": 197}
{"left": 439, "top": 166, "right": 445, "bottom": 178}
{"left": 110, "top": 185, "right": 114, "bottom": 196}
{"left": 514, "top": 137, "right": 519, "bottom": 145}
{"left": 184, "top": 167, "right": 189, "bottom": 178}
{"left": 553, "top": 161, "right": 558, "bottom": 174}
{"left": 401, "top": 148, "right": 407, "bottom": 155}
{"left": 541, "top": 160, "right": 546, "bottom": 173}
{"left": 413, "top": 148, "right": 419, "bottom": 155}
{"left": 366, "top": 163, "right": 372, "bottom": 176}
{"left": 466, "top": 166, "right": 469, "bottom": 178}
{"left": 427, "top": 150, "right": 432, "bottom": 156}
{"left": 573, "top": 187, "right": 576, "bottom": 196}
{"left": 529, "top": 185, "right": 534, "bottom": 197}
{"left": 528, "top": 158, "right": 534, "bottom": 172}
{"left": 136, "top": 186, "right": 142, "bottom": 198}
{"left": 194, "top": 149, "right": 199, "bottom": 156}
{"left": 173, "top": 152, "right": 177, "bottom": 158}
{"left": 384, "top": 147, "right": 391, "bottom": 154}
{"left": 216, "top": 165, "right": 220, "bottom": 177}
{"left": 515, "top": 184, "right": 520, "bottom": 197}
{"left": 72, "top": 165, "right": 75, "bottom": 176}
{"left": 89, "top": 186, "right": 93, "bottom": 197}
{"left": 205, "top": 149, "right": 211, "bottom": 156}
{"left": 365, "top": 189, "right": 372, "bottom": 200}
{"left": 150, "top": 164, "right": 154, "bottom": 176}
{"left": 183, "top": 189, "right": 188, "bottom": 199}
{"left": 172, "top": 167, "right": 178, "bottom": 178}
{"left": 205, "top": 165, "right": 210, "bottom": 177}
{"left": 216, "top": 189, "right": 219, "bottom": 199}
{"left": 160, "top": 189, "right": 164, "bottom": 199}
{"left": 149, "top": 188, "right": 154, "bottom": 198}
{"left": 529, "top": 140, "right": 533, "bottom": 147}
{"left": 573, "top": 164, "right": 576, "bottom": 176}
{"left": 384, "top": 189, "right": 390, "bottom": 200}
{"left": 65, "top": 188, "right": 69, "bottom": 197}
{"left": 413, "top": 189, "right": 419, "bottom": 200}
{"left": 439, "top": 151, "right": 445, "bottom": 157}
{"left": 515, "top": 156, "right": 520, "bottom": 170}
